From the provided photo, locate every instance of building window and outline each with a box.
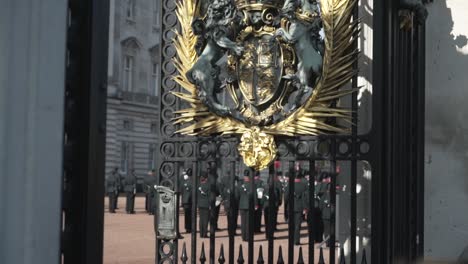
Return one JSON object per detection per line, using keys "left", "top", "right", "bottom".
{"left": 123, "top": 55, "right": 134, "bottom": 91}
{"left": 150, "top": 122, "right": 157, "bottom": 133}
{"left": 123, "top": 119, "right": 133, "bottom": 131}
{"left": 120, "top": 142, "right": 131, "bottom": 173}
{"left": 151, "top": 63, "right": 160, "bottom": 96}
{"left": 153, "top": 0, "right": 160, "bottom": 27}
{"left": 148, "top": 144, "right": 156, "bottom": 170}
{"left": 126, "top": 0, "right": 135, "bottom": 21}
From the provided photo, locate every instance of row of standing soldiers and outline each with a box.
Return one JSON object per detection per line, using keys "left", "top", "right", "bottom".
{"left": 106, "top": 168, "right": 159, "bottom": 215}
{"left": 106, "top": 168, "right": 137, "bottom": 214}
{"left": 181, "top": 168, "right": 334, "bottom": 245}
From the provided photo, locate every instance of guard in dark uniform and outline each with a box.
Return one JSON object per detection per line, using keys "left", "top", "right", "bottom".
{"left": 317, "top": 171, "right": 331, "bottom": 244}
{"left": 282, "top": 172, "right": 290, "bottom": 223}
{"left": 307, "top": 170, "right": 325, "bottom": 243}
{"left": 197, "top": 173, "right": 211, "bottom": 238}
{"left": 124, "top": 170, "right": 137, "bottom": 214}
{"left": 254, "top": 173, "right": 265, "bottom": 233}
{"left": 263, "top": 174, "right": 282, "bottom": 238}
{"left": 207, "top": 162, "right": 221, "bottom": 231}
{"left": 115, "top": 170, "right": 123, "bottom": 209}
{"left": 237, "top": 170, "right": 255, "bottom": 241}
{"left": 106, "top": 168, "right": 119, "bottom": 213}
{"left": 144, "top": 170, "right": 157, "bottom": 215}
{"left": 221, "top": 174, "right": 240, "bottom": 236}
{"left": 285, "top": 170, "right": 309, "bottom": 245}
{"left": 181, "top": 168, "right": 193, "bottom": 233}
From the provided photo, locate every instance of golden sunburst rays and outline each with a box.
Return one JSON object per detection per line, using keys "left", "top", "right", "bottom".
{"left": 266, "top": 0, "right": 359, "bottom": 136}
{"left": 171, "top": 0, "right": 359, "bottom": 137}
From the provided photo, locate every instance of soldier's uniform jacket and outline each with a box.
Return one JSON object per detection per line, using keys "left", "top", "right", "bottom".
{"left": 106, "top": 173, "right": 118, "bottom": 193}
{"left": 316, "top": 173, "right": 331, "bottom": 219}
{"left": 197, "top": 179, "right": 211, "bottom": 209}
{"left": 123, "top": 175, "right": 136, "bottom": 193}
{"left": 181, "top": 178, "right": 192, "bottom": 206}
{"left": 263, "top": 178, "right": 282, "bottom": 208}
{"left": 237, "top": 177, "right": 262, "bottom": 210}
{"left": 221, "top": 180, "right": 238, "bottom": 211}
{"left": 285, "top": 177, "right": 310, "bottom": 212}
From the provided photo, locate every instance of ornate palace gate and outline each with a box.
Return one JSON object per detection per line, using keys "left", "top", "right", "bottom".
{"left": 60, "top": 0, "right": 429, "bottom": 264}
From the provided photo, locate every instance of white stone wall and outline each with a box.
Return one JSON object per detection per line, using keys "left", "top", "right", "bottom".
{"left": 425, "top": 0, "right": 468, "bottom": 261}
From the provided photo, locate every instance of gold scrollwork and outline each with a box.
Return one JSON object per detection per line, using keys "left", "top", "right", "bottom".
{"left": 238, "top": 128, "right": 277, "bottom": 171}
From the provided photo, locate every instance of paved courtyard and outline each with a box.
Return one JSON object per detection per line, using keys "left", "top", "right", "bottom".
{"left": 104, "top": 197, "right": 336, "bottom": 263}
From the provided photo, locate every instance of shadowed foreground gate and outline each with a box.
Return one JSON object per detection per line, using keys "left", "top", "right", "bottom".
{"left": 58, "top": 0, "right": 427, "bottom": 263}
{"left": 152, "top": 0, "right": 427, "bottom": 263}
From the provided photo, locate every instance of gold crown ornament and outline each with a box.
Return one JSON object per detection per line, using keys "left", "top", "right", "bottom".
{"left": 234, "top": 0, "right": 285, "bottom": 11}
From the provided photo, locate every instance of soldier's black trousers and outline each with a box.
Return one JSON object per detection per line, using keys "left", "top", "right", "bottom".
{"left": 126, "top": 192, "right": 135, "bottom": 213}
{"left": 307, "top": 207, "right": 324, "bottom": 242}
{"left": 264, "top": 206, "right": 279, "bottom": 238}
{"left": 294, "top": 212, "right": 303, "bottom": 244}
{"left": 145, "top": 193, "right": 150, "bottom": 212}
{"left": 212, "top": 205, "right": 220, "bottom": 229}
{"left": 199, "top": 208, "right": 209, "bottom": 237}
{"left": 108, "top": 192, "right": 116, "bottom": 213}
{"left": 184, "top": 206, "right": 192, "bottom": 232}
{"left": 240, "top": 210, "right": 250, "bottom": 241}
{"left": 114, "top": 191, "right": 120, "bottom": 209}
{"left": 254, "top": 209, "right": 262, "bottom": 232}
{"left": 226, "top": 206, "right": 239, "bottom": 236}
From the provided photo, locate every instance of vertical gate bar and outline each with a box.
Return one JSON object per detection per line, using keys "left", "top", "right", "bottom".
{"left": 238, "top": 245, "right": 245, "bottom": 264}
{"left": 277, "top": 246, "right": 284, "bottom": 264}
{"left": 219, "top": 244, "right": 226, "bottom": 264}
{"left": 257, "top": 245, "right": 265, "bottom": 264}
{"left": 288, "top": 161, "right": 295, "bottom": 264}
{"left": 181, "top": 242, "right": 188, "bottom": 264}
{"left": 200, "top": 242, "right": 207, "bottom": 264}
{"left": 248, "top": 167, "right": 255, "bottom": 264}
{"left": 191, "top": 160, "right": 199, "bottom": 264}
{"left": 209, "top": 155, "right": 217, "bottom": 264}
{"left": 229, "top": 161, "right": 236, "bottom": 264}
{"left": 414, "top": 23, "right": 426, "bottom": 258}
{"left": 308, "top": 160, "right": 315, "bottom": 264}
{"left": 267, "top": 163, "right": 275, "bottom": 264}
{"left": 329, "top": 159, "right": 337, "bottom": 264}
{"left": 175, "top": 163, "right": 180, "bottom": 264}
{"left": 350, "top": 0, "right": 359, "bottom": 262}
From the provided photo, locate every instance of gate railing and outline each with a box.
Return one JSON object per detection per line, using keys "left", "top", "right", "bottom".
{"left": 178, "top": 243, "right": 368, "bottom": 264}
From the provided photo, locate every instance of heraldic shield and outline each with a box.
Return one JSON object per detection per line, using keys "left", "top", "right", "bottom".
{"left": 172, "top": 0, "right": 359, "bottom": 170}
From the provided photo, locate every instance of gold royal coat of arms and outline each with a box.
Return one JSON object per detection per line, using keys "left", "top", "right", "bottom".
{"left": 172, "top": 0, "right": 358, "bottom": 170}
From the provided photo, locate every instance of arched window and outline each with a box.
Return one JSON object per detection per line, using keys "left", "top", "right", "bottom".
{"left": 149, "top": 45, "right": 160, "bottom": 96}
{"left": 121, "top": 37, "right": 141, "bottom": 91}
{"left": 125, "top": 0, "right": 135, "bottom": 21}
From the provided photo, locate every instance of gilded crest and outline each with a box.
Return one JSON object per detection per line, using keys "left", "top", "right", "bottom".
{"left": 172, "top": 0, "right": 359, "bottom": 169}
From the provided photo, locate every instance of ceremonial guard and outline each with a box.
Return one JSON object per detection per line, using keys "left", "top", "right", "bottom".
{"left": 254, "top": 173, "right": 265, "bottom": 233}
{"left": 106, "top": 168, "right": 119, "bottom": 213}
{"left": 285, "top": 170, "right": 310, "bottom": 245}
{"left": 263, "top": 173, "right": 282, "bottom": 238}
{"left": 207, "top": 162, "right": 221, "bottom": 231}
{"left": 221, "top": 175, "right": 239, "bottom": 236}
{"left": 316, "top": 171, "right": 331, "bottom": 244}
{"left": 144, "top": 170, "right": 157, "bottom": 215}
{"left": 197, "top": 173, "right": 211, "bottom": 238}
{"left": 115, "top": 170, "right": 123, "bottom": 209}
{"left": 124, "top": 170, "right": 137, "bottom": 214}
{"left": 307, "top": 170, "right": 325, "bottom": 243}
{"left": 181, "top": 168, "right": 193, "bottom": 233}
{"left": 237, "top": 170, "right": 255, "bottom": 241}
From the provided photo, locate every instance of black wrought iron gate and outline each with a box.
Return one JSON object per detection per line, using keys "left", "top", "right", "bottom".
{"left": 153, "top": 1, "right": 427, "bottom": 264}
{"left": 59, "top": 0, "right": 427, "bottom": 264}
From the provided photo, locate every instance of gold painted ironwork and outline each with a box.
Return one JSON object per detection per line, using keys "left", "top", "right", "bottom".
{"left": 238, "top": 128, "right": 277, "bottom": 171}
{"left": 172, "top": 0, "right": 359, "bottom": 168}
